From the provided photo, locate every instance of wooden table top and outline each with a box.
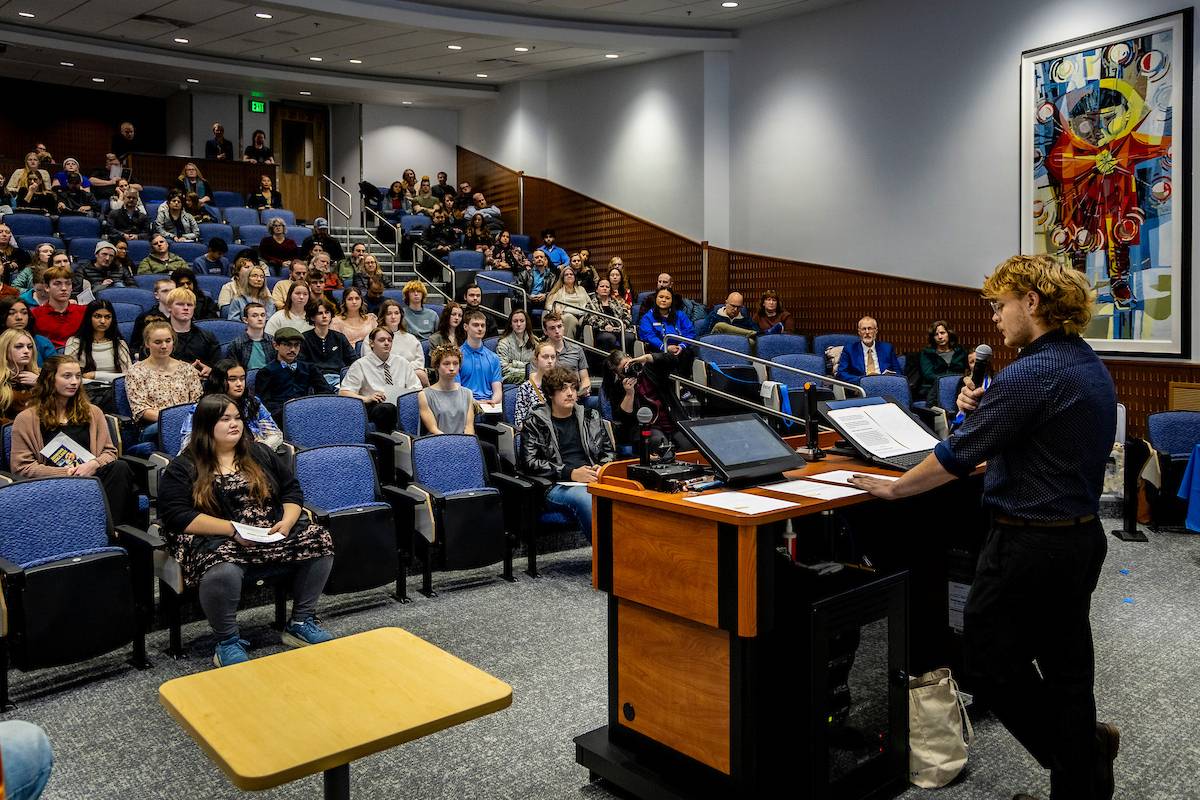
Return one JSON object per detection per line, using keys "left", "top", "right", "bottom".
{"left": 159, "top": 627, "right": 513, "bottom": 791}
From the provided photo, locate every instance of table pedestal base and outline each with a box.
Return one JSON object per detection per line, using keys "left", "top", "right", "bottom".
{"left": 324, "top": 764, "right": 349, "bottom": 800}
{"left": 575, "top": 726, "right": 719, "bottom": 800}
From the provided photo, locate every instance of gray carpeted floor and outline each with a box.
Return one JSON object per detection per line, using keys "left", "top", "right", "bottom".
{"left": 8, "top": 519, "right": 1198, "bottom": 799}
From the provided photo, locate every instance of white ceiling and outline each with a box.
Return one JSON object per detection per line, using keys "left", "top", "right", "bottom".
{"left": 0, "top": 0, "right": 845, "bottom": 106}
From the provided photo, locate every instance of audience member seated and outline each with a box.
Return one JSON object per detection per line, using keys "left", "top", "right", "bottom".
{"left": 30, "top": 267, "right": 85, "bottom": 348}
{"left": 50, "top": 250, "right": 89, "bottom": 301}
{"left": 460, "top": 283, "right": 497, "bottom": 338}
{"left": 300, "top": 218, "right": 344, "bottom": 262}
{"left": 55, "top": 173, "right": 98, "bottom": 218}
{"left": 266, "top": 282, "right": 313, "bottom": 336}
{"left": 497, "top": 308, "right": 535, "bottom": 386}
{"left": 126, "top": 320, "right": 204, "bottom": 442}
{"left": 246, "top": 175, "right": 281, "bottom": 210}
{"left": 337, "top": 242, "right": 367, "bottom": 283}
{"left": 455, "top": 180, "right": 473, "bottom": 212}
{"left": 603, "top": 349, "right": 690, "bottom": 452}
{"left": 309, "top": 252, "right": 339, "bottom": 293}
{"left": 259, "top": 217, "right": 299, "bottom": 272}
{"left": 111, "top": 238, "right": 137, "bottom": 279}
{"left": 586, "top": 277, "right": 632, "bottom": 351}
{"left": 487, "top": 229, "right": 529, "bottom": 271}
{"left": 254, "top": 327, "right": 334, "bottom": 418}
{"left": 64, "top": 299, "right": 131, "bottom": 410}
{"left": 158, "top": 394, "right": 334, "bottom": 668}
{"left": 431, "top": 172, "right": 454, "bottom": 203}
{"left": 519, "top": 366, "right": 615, "bottom": 532}
{"left": 0, "top": 223, "right": 31, "bottom": 282}
{"left": 753, "top": 289, "right": 795, "bottom": 334}
{"left": 697, "top": 292, "right": 756, "bottom": 338}
{"left": 87, "top": 153, "right": 128, "bottom": 200}
{"left": 1, "top": 298, "right": 55, "bottom": 366}
{"left": 109, "top": 178, "right": 145, "bottom": 215}
{"left": 411, "top": 176, "right": 438, "bottom": 217}
{"left": 111, "top": 121, "right": 138, "bottom": 163}
{"left": 519, "top": 251, "right": 554, "bottom": 309}
{"left": 17, "top": 265, "right": 49, "bottom": 311}
{"left": 5, "top": 152, "right": 51, "bottom": 194}
{"left": 428, "top": 302, "right": 464, "bottom": 349}
{"left": 637, "top": 288, "right": 696, "bottom": 379}
{"left": 80, "top": 240, "right": 136, "bottom": 289}
{"left": 132, "top": 277, "right": 175, "bottom": 347}
{"left": 418, "top": 344, "right": 476, "bottom": 435}
{"left": 170, "top": 268, "right": 220, "bottom": 320}
{"left": 138, "top": 234, "right": 188, "bottom": 275}
{"left": 916, "top": 319, "right": 968, "bottom": 405}
{"left": 225, "top": 263, "right": 275, "bottom": 321}
{"left": 513, "top": 340, "right": 555, "bottom": 433}
{"left": 351, "top": 254, "right": 391, "bottom": 297}
{"left": 542, "top": 312, "right": 591, "bottom": 401}
{"left": 378, "top": 304, "right": 427, "bottom": 387}
{"left": 17, "top": 245, "right": 52, "bottom": 294}
{"left": 462, "top": 214, "right": 494, "bottom": 254}
{"left": 269, "top": 259, "right": 305, "bottom": 309}
{"left": 425, "top": 208, "right": 458, "bottom": 260}
{"left": 0, "top": 328, "right": 39, "bottom": 423}
{"left": 179, "top": 360, "right": 283, "bottom": 453}
{"left": 835, "top": 316, "right": 902, "bottom": 385}
{"left": 227, "top": 303, "right": 274, "bottom": 371}
{"left": 637, "top": 273, "right": 706, "bottom": 326}
{"left": 10, "top": 355, "right": 136, "bottom": 523}
{"left": 50, "top": 157, "right": 88, "bottom": 189}
{"left": 14, "top": 171, "right": 56, "bottom": 216}
{"left": 107, "top": 190, "right": 150, "bottom": 241}
{"left": 544, "top": 267, "right": 590, "bottom": 340}
{"left": 458, "top": 310, "right": 503, "bottom": 404}
{"left": 154, "top": 191, "right": 200, "bottom": 242}
{"left": 330, "top": 286, "right": 376, "bottom": 349}
{"left": 175, "top": 162, "right": 213, "bottom": 209}
{"left": 184, "top": 192, "right": 216, "bottom": 225}
{"left": 339, "top": 326, "right": 419, "bottom": 433}
{"left": 382, "top": 181, "right": 410, "bottom": 220}
{"left": 34, "top": 143, "right": 54, "bottom": 166}
{"left": 401, "top": 280, "right": 439, "bottom": 341}
{"left": 219, "top": 257, "right": 254, "bottom": 309}
{"left": 538, "top": 229, "right": 569, "bottom": 269}
{"left": 205, "top": 122, "right": 234, "bottom": 161}
{"left": 194, "top": 238, "right": 230, "bottom": 276}
{"left": 165, "top": 288, "right": 220, "bottom": 378}
{"left": 242, "top": 130, "right": 275, "bottom": 165}
{"left": 301, "top": 301, "right": 355, "bottom": 387}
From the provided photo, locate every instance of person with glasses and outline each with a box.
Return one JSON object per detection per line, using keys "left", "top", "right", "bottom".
{"left": 849, "top": 255, "right": 1120, "bottom": 800}
{"left": 696, "top": 291, "right": 756, "bottom": 338}
{"left": 259, "top": 217, "right": 299, "bottom": 272}
{"left": 834, "top": 316, "right": 902, "bottom": 385}
{"left": 339, "top": 326, "right": 420, "bottom": 433}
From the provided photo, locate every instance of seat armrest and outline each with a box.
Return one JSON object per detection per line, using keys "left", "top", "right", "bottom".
{"left": 490, "top": 472, "right": 533, "bottom": 493}
{"left": 114, "top": 524, "right": 164, "bottom": 551}
{"left": 521, "top": 474, "right": 554, "bottom": 491}
{"left": 304, "top": 504, "right": 332, "bottom": 524}
{"left": 367, "top": 430, "right": 405, "bottom": 481}
{"left": 0, "top": 556, "right": 24, "bottom": 580}
{"left": 410, "top": 481, "right": 448, "bottom": 503}
{"left": 381, "top": 484, "right": 421, "bottom": 507}
{"left": 120, "top": 453, "right": 160, "bottom": 497}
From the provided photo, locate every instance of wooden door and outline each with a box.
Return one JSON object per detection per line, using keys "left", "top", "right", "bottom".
{"left": 271, "top": 104, "right": 327, "bottom": 223}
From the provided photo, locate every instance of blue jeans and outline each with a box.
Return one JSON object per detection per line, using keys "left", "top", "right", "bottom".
{"left": 139, "top": 422, "right": 159, "bottom": 443}
{"left": 0, "top": 720, "right": 53, "bottom": 800}
{"left": 546, "top": 483, "right": 593, "bottom": 533}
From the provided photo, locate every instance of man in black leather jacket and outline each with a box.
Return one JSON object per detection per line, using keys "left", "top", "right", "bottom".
{"left": 520, "top": 366, "right": 615, "bottom": 532}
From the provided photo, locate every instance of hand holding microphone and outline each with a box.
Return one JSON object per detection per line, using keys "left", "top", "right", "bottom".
{"left": 956, "top": 344, "right": 991, "bottom": 415}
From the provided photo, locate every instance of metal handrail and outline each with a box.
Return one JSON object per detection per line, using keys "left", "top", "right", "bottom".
{"left": 662, "top": 333, "right": 866, "bottom": 397}
{"left": 551, "top": 298, "right": 628, "bottom": 353}
{"left": 670, "top": 375, "right": 811, "bottom": 427}
{"left": 474, "top": 271, "right": 529, "bottom": 315}
{"left": 318, "top": 175, "right": 352, "bottom": 251}
{"left": 411, "top": 241, "right": 454, "bottom": 288}
{"left": 360, "top": 205, "right": 401, "bottom": 280}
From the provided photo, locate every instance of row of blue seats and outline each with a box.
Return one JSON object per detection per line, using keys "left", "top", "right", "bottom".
{"left": 3, "top": 208, "right": 302, "bottom": 240}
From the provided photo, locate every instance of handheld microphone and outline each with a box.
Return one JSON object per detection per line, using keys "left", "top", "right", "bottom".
{"left": 636, "top": 406, "right": 654, "bottom": 466}
{"left": 970, "top": 344, "right": 992, "bottom": 389}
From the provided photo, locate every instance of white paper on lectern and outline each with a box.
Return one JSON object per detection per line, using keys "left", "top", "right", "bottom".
{"left": 807, "top": 469, "right": 899, "bottom": 487}
{"left": 766, "top": 479, "right": 865, "bottom": 500}
{"left": 684, "top": 492, "right": 799, "bottom": 514}
{"left": 826, "top": 404, "right": 939, "bottom": 458}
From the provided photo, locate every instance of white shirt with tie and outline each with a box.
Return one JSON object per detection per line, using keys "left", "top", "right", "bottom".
{"left": 341, "top": 351, "right": 421, "bottom": 405}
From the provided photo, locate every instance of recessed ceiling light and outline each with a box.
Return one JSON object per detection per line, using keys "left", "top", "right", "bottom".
{"left": 476, "top": 73, "right": 488, "bottom": 78}
{"left": 349, "top": 59, "right": 362, "bottom": 64}
{"left": 514, "top": 46, "right": 529, "bottom": 53}
{"left": 174, "top": 37, "right": 189, "bottom": 43}
{"left": 299, "top": 91, "right": 312, "bottom": 95}
{"left": 255, "top": 12, "right": 272, "bottom": 18}
{"left": 401, "top": 101, "right": 413, "bottom": 105}
{"left": 605, "top": 53, "right": 620, "bottom": 59}
{"left": 60, "top": 61, "right": 74, "bottom": 67}
{"left": 17, "top": 11, "right": 35, "bottom": 18}
{"left": 309, "top": 56, "right": 322, "bottom": 61}
{"left": 92, "top": 77, "right": 105, "bottom": 82}
{"left": 447, "top": 44, "right": 462, "bottom": 50}
{"left": 721, "top": 1, "right": 739, "bottom": 6}
{"left": 186, "top": 78, "right": 199, "bottom": 83}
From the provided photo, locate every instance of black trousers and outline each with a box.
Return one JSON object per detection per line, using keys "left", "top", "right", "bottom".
{"left": 366, "top": 401, "right": 397, "bottom": 434}
{"left": 963, "top": 518, "right": 1107, "bottom": 800}
{"left": 98, "top": 459, "right": 135, "bottom": 526}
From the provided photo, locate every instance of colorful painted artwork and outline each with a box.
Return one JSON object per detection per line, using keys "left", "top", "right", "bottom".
{"left": 1021, "top": 12, "right": 1190, "bottom": 356}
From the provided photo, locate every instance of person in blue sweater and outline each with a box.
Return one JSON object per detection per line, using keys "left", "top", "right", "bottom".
{"left": 638, "top": 287, "right": 696, "bottom": 379}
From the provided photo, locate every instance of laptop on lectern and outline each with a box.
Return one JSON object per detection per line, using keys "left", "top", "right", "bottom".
{"left": 678, "top": 414, "right": 805, "bottom": 486}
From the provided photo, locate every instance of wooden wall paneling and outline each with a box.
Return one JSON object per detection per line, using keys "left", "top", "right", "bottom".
{"left": 456, "top": 147, "right": 520, "bottom": 231}
{"left": 124, "top": 154, "right": 276, "bottom": 199}
{"left": 616, "top": 599, "right": 731, "bottom": 774}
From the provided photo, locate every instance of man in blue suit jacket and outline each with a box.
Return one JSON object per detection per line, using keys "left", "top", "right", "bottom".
{"left": 836, "top": 316, "right": 902, "bottom": 384}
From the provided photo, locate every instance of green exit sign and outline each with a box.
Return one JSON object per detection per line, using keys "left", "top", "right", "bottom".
{"left": 248, "top": 99, "right": 266, "bottom": 114}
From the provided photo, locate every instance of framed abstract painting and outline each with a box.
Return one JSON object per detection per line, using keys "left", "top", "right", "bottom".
{"left": 1021, "top": 11, "right": 1192, "bottom": 357}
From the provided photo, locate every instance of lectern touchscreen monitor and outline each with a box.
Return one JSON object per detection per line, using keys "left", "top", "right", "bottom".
{"left": 678, "top": 413, "right": 804, "bottom": 485}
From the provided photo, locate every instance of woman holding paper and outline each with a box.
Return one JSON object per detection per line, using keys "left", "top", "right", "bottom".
{"left": 158, "top": 393, "right": 335, "bottom": 669}
{"left": 9, "top": 355, "right": 135, "bottom": 524}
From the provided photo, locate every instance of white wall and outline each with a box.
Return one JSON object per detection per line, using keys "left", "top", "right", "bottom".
{"left": 329, "top": 102, "right": 362, "bottom": 222}
{"left": 191, "top": 92, "right": 241, "bottom": 157}
{"left": 361, "top": 105, "right": 458, "bottom": 188}
{"left": 730, "top": 0, "right": 1199, "bottom": 292}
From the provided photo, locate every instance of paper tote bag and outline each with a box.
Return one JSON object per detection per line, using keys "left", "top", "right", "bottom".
{"left": 908, "top": 668, "right": 974, "bottom": 788}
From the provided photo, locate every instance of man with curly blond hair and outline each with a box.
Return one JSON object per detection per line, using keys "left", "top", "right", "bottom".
{"left": 851, "top": 255, "right": 1119, "bottom": 800}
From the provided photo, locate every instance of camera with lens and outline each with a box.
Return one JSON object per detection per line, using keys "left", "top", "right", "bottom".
{"left": 621, "top": 361, "right": 645, "bottom": 379}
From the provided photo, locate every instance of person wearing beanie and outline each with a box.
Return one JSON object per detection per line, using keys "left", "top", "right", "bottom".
{"left": 79, "top": 240, "right": 136, "bottom": 288}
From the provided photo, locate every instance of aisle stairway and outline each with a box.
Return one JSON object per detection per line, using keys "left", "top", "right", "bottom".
{"left": 328, "top": 225, "right": 452, "bottom": 299}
